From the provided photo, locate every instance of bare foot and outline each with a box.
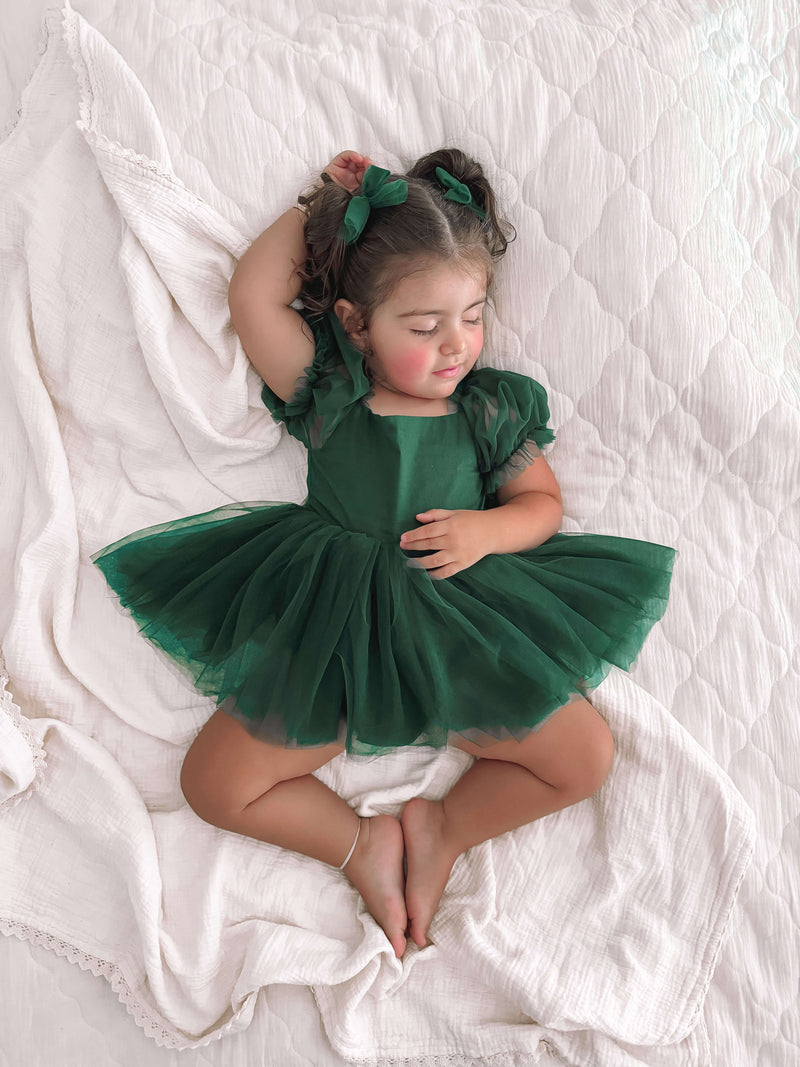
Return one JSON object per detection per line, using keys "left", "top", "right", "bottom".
{"left": 343, "top": 814, "right": 408, "bottom": 958}
{"left": 401, "top": 797, "right": 460, "bottom": 949}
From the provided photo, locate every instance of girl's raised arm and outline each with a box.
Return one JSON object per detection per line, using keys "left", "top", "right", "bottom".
{"left": 227, "top": 206, "right": 313, "bottom": 402}
{"left": 228, "top": 152, "right": 372, "bottom": 402}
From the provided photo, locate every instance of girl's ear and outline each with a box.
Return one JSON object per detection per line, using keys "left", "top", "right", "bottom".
{"left": 333, "top": 298, "right": 366, "bottom": 340}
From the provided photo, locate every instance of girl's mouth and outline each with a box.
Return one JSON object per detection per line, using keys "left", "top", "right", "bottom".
{"left": 433, "top": 366, "right": 461, "bottom": 378}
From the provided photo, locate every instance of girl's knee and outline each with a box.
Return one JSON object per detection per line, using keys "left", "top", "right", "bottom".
{"left": 537, "top": 700, "right": 614, "bottom": 800}
{"left": 577, "top": 714, "right": 614, "bottom": 798}
{"left": 179, "top": 709, "right": 344, "bottom": 826}
{"left": 179, "top": 743, "right": 233, "bottom": 826}
{"left": 179, "top": 716, "right": 277, "bottom": 825}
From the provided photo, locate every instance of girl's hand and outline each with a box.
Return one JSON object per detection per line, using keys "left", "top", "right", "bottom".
{"left": 322, "top": 151, "right": 374, "bottom": 192}
{"left": 399, "top": 510, "right": 493, "bottom": 580}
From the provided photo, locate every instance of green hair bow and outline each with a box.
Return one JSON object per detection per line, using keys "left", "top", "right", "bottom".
{"left": 341, "top": 166, "right": 409, "bottom": 244}
{"left": 435, "top": 166, "right": 486, "bottom": 220}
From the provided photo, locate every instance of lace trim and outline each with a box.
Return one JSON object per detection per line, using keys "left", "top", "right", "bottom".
{"left": 62, "top": 2, "right": 247, "bottom": 261}
{"left": 0, "top": 916, "right": 248, "bottom": 1049}
{"left": 62, "top": 3, "right": 181, "bottom": 188}
{"left": 0, "top": 653, "right": 47, "bottom": 810}
{"left": 0, "top": 917, "right": 554, "bottom": 1062}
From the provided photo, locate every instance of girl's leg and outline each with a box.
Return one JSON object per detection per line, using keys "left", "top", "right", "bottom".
{"left": 401, "top": 698, "right": 614, "bottom": 948}
{"left": 180, "top": 709, "right": 408, "bottom": 957}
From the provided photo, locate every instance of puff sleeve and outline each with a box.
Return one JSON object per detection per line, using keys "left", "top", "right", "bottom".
{"left": 457, "top": 367, "right": 555, "bottom": 495}
{"left": 260, "top": 309, "right": 370, "bottom": 448}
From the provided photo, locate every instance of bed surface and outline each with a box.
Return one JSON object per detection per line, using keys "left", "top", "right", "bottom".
{"left": 1, "top": 2, "right": 798, "bottom": 1065}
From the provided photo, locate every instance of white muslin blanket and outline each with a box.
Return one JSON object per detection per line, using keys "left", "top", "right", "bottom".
{"left": 0, "top": 10, "right": 754, "bottom": 1066}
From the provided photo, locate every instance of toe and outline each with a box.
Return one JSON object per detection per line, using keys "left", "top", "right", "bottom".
{"left": 409, "top": 914, "right": 428, "bottom": 949}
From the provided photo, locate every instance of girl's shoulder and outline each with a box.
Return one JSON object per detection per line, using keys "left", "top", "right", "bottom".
{"left": 260, "top": 308, "right": 370, "bottom": 446}
{"left": 455, "top": 366, "right": 555, "bottom": 484}
{"left": 456, "top": 365, "right": 554, "bottom": 446}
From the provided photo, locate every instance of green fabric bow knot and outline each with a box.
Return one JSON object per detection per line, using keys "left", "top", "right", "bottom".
{"left": 435, "top": 166, "right": 486, "bottom": 219}
{"left": 341, "top": 166, "right": 409, "bottom": 244}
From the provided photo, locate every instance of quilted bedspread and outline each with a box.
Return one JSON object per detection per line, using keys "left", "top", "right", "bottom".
{"left": 1, "top": 2, "right": 798, "bottom": 1066}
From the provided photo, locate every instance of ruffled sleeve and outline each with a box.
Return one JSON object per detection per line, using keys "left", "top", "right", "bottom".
{"left": 260, "top": 308, "right": 370, "bottom": 448}
{"left": 457, "top": 367, "right": 555, "bottom": 495}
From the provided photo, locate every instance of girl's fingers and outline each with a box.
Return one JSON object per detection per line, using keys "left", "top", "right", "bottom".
{"left": 333, "top": 151, "right": 373, "bottom": 173}
{"left": 400, "top": 527, "right": 446, "bottom": 549}
{"left": 400, "top": 511, "right": 452, "bottom": 545}
{"left": 324, "top": 152, "right": 373, "bottom": 190}
{"left": 416, "top": 510, "right": 453, "bottom": 522}
{"left": 429, "top": 561, "right": 461, "bottom": 580}
{"left": 413, "top": 551, "right": 452, "bottom": 572}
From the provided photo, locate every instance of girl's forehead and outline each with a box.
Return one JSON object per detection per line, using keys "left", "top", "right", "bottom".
{"left": 388, "top": 262, "right": 488, "bottom": 306}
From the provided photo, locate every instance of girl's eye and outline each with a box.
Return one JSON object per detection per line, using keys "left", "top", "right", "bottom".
{"left": 410, "top": 317, "right": 482, "bottom": 336}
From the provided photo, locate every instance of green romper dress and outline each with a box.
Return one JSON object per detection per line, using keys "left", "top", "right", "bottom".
{"left": 92, "top": 309, "right": 675, "bottom": 756}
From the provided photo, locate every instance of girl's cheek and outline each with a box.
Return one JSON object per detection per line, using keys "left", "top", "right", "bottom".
{"left": 471, "top": 329, "right": 484, "bottom": 360}
{"left": 392, "top": 348, "right": 430, "bottom": 383}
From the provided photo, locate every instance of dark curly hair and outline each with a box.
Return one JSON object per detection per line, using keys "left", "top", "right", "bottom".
{"left": 296, "top": 148, "right": 515, "bottom": 325}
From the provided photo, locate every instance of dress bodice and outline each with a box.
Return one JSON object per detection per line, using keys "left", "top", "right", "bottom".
{"left": 305, "top": 403, "right": 486, "bottom": 542}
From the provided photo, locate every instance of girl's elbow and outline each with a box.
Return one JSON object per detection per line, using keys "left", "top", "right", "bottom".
{"left": 227, "top": 270, "right": 247, "bottom": 319}
{"left": 532, "top": 489, "right": 562, "bottom": 523}
{"left": 548, "top": 494, "right": 563, "bottom": 535}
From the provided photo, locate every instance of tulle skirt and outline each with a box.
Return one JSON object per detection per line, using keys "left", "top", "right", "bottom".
{"left": 92, "top": 502, "right": 676, "bottom": 755}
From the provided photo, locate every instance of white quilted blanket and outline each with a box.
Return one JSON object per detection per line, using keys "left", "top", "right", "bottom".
{"left": 1, "top": 3, "right": 797, "bottom": 1066}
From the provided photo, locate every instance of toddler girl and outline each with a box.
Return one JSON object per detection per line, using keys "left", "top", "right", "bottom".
{"left": 93, "top": 149, "right": 675, "bottom": 958}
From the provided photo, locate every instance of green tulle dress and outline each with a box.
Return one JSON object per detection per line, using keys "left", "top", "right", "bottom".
{"left": 92, "top": 309, "right": 675, "bottom": 755}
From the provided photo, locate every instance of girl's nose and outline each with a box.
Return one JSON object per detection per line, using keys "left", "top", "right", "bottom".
{"left": 440, "top": 328, "right": 466, "bottom": 357}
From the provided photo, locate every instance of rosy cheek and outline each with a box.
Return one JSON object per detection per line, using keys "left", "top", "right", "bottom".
{"left": 390, "top": 348, "right": 430, "bottom": 385}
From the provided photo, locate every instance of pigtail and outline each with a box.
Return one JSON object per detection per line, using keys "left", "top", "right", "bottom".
{"left": 294, "top": 148, "right": 513, "bottom": 325}
{"left": 296, "top": 181, "right": 353, "bottom": 315}
{"left": 406, "top": 148, "right": 515, "bottom": 260}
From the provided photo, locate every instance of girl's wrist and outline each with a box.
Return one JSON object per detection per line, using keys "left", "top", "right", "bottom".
{"left": 482, "top": 493, "right": 562, "bottom": 555}
{"left": 475, "top": 507, "right": 507, "bottom": 557}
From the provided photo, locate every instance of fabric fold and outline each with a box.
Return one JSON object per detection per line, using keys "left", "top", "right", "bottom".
{"left": 0, "top": 664, "right": 44, "bottom": 809}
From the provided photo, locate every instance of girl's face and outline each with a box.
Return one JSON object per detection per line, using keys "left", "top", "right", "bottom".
{"left": 339, "top": 260, "right": 487, "bottom": 403}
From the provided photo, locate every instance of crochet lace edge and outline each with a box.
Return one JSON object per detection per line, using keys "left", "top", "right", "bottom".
{"left": 0, "top": 916, "right": 247, "bottom": 1050}
{"left": 0, "top": 654, "right": 47, "bottom": 811}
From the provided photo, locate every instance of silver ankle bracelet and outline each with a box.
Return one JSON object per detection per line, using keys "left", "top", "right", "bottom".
{"left": 338, "top": 817, "right": 361, "bottom": 870}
